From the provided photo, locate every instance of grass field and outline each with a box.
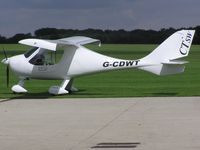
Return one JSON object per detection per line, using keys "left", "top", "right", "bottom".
{"left": 0, "top": 44, "right": 200, "bottom": 99}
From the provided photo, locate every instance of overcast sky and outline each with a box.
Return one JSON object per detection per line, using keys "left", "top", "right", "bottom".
{"left": 0, "top": 0, "right": 200, "bottom": 37}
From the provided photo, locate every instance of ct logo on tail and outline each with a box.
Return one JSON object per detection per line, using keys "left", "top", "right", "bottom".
{"left": 179, "top": 31, "right": 193, "bottom": 55}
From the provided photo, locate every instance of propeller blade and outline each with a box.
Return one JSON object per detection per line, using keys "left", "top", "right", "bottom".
{"left": 54, "top": 51, "right": 57, "bottom": 63}
{"left": 2, "top": 47, "right": 8, "bottom": 60}
{"left": 6, "top": 65, "right": 9, "bottom": 88}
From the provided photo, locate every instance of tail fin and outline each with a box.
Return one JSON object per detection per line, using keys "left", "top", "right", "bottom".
{"left": 139, "top": 30, "right": 195, "bottom": 75}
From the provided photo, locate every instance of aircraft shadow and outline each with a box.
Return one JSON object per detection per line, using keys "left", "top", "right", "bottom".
{"left": 0, "top": 92, "right": 51, "bottom": 102}
{"left": 1, "top": 89, "right": 110, "bottom": 102}
{"left": 151, "top": 92, "right": 178, "bottom": 96}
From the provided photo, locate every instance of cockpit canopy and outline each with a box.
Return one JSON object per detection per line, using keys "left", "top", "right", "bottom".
{"left": 24, "top": 47, "right": 63, "bottom": 66}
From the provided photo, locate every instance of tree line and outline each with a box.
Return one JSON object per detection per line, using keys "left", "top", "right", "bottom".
{"left": 1, "top": 26, "right": 200, "bottom": 44}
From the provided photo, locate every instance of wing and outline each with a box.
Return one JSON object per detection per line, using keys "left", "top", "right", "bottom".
{"left": 55, "top": 36, "right": 101, "bottom": 46}
{"left": 19, "top": 36, "right": 101, "bottom": 51}
{"left": 19, "top": 39, "right": 57, "bottom": 51}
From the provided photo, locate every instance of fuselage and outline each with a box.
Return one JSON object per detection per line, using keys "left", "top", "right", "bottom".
{"left": 8, "top": 46, "right": 143, "bottom": 80}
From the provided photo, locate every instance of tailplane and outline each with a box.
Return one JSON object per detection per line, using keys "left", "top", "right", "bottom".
{"left": 139, "top": 30, "right": 195, "bottom": 75}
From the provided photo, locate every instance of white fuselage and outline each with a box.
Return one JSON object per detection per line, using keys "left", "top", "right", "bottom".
{"left": 9, "top": 46, "right": 142, "bottom": 80}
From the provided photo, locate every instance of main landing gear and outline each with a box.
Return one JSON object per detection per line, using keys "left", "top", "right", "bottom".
{"left": 12, "top": 78, "right": 78, "bottom": 95}
{"left": 49, "top": 78, "right": 78, "bottom": 95}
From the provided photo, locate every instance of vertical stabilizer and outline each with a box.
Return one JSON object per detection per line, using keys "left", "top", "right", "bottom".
{"left": 139, "top": 30, "right": 195, "bottom": 75}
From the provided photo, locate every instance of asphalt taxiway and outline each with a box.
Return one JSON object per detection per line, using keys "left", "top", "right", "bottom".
{"left": 0, "top": 97, "right": 200, "bottom": 150}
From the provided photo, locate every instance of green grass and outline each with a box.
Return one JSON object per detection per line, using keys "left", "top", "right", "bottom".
{"left": 0, "top": 44, "right": 200, "bottom": 99}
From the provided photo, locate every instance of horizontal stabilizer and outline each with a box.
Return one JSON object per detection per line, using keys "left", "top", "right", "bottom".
{"left": 161, "top": 60, "right": 188, "bottom": 65}
{"left": 139, "top": 64, "right": 185, "bottom": 75}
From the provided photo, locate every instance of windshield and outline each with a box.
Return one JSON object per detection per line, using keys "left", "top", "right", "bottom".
{"left": 24, "top": 47, "right": 39, "bottom": 58}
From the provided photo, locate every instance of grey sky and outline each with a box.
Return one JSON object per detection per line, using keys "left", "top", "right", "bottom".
{"left": 0, "top": 0, "right": 200, "bottom": 37}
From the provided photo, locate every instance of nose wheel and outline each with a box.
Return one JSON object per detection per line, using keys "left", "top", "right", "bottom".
{"left": 12, "top": 78, "right": 28, "bottom": 94}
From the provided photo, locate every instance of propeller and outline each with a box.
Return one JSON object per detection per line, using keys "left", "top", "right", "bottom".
{"left": 2, "top": 46, "right": 10, "bottom": 88}
{"left": 3, "top": 47, "right": 8, "bottom": 60}
{"left": 6, "top": 64, "right": 9, "bottom": 88}
{"left": 54, "top": 51, "right": 57, "bottom": 63}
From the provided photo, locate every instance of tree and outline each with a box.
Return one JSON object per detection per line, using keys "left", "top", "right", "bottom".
{"left": 1, "top": 26, "right": 200, "bottom": 44}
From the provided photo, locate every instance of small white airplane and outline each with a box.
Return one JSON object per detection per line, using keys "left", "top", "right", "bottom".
{"left": 1, "top": 30, "right": 195, "bottom": 95}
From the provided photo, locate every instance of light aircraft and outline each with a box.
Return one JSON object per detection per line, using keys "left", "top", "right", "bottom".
{"left": 1, "top": 30, "right": 195, "bottom": 95}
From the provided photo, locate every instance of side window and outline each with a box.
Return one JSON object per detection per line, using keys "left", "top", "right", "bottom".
{"left": 29, "top": 48, "right": 64, "bottom": 66}
{"left": 54, "top": 48, "right": 64, "bottom": 64}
